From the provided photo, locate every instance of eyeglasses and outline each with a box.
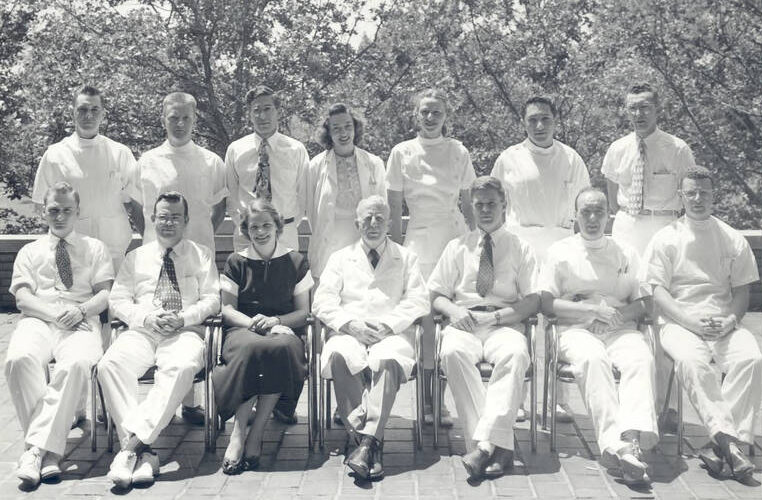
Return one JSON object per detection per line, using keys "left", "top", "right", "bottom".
{"left": 680, "top": 189, "right": 713, "bottom": 200}
{"left": 155, "top": 215, "right": 184, "bottom": 224}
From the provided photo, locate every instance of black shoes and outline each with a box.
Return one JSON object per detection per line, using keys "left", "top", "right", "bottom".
{"left": 461, "top": 447, "right": 492, "bottom": 480}
{"left": 346, "top": 435, "right": 383, "bottom": 480}
{"left": 483, "top": 446, "right": 514, "bottom": 478}
{"left": 181, "top": 405, "right": 205, "bottom": 426}
{"left": 272, "top": 408, "right": 298, "bottom": 425}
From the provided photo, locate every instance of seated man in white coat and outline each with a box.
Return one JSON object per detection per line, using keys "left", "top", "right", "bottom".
{"left": 644, "top": 166, "right": 761, "bottom": 482}
{"left": 313, "top": 195, "right": 430, "bottom": 481}
{"left": 98, "top": 192, "right": 220, "bottom": 488}
{"left": 428, "top": 176, "right": 539, "bottom": 480}
{"left": 6, "top": 182, "right": 113, "bottom": 487}
{"left": 541, "top": 187, "right": 657, "bottom": 485}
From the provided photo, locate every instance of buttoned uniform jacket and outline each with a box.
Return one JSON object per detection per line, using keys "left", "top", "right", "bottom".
{"left": 312, "top": 238, "right": 431, "bottom": 377}
{"left": 305, "top": 147, "right": 386, "bottom": 278}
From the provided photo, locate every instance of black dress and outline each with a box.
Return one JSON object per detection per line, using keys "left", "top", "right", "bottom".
{"left": 212, "top": 246, "right": 311, "bottom": 420}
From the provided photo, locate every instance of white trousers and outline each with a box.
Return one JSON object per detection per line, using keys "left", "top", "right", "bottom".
{"left": 610, "top": 211, "right": 675, "bottom": 256}
{"left": 559, "top": 328, "right": 658, "bottom": 454}
{"left": 4, "top": 317, "right": 102, "bottom": 456}
{"left": 320, "top": 331, "right": 415, "bottom": 380}
{"left": 97, "top": 329, "right": 204, "bottom": 446}
{"left": 661, "top": 323, "right": 762, "bottom": 444}
{"left": 440, "top": 325, "right": 529, "bottom": 451}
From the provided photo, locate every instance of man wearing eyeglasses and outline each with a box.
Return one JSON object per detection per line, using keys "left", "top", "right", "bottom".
{"left": 98, "top": 191, "right": 220, "bottom": 488}
{"left": 6, "top": 182, "right": 114, "bottom": 487}
{"left": 644, "top": 166, "right": 761, "bottom": 482}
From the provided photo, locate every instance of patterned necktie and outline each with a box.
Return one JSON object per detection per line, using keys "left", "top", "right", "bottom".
{"left": 153, "top": 248, "right": 183, "bottom": 311}
{"left": 626, "top": 138, "right": 647, "bottom": 215}
{"left": 56, "top": 238, "right": 73, "bottom": 289}
{"left": 254, "top": 139, "right": 272, "bottom": 201}
{"left": 476, "top": 233, "right": 494, "bottom": 297}
{"left": 368, "top": 248, "right": 380, "bottom": 269}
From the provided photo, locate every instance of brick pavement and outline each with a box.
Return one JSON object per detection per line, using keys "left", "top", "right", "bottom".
{"left": 0, "top": 311, "right": 760, "bottom": 499}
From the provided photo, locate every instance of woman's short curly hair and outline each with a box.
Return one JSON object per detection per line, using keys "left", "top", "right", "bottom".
{"left": 239, "top": 198, "right": 284, "bottom": 241}
{"left": 413, "top": 88, "right": 450, "bottom": 136}
{"left": 318, "top": 102, "right": 364, "bottom": 149}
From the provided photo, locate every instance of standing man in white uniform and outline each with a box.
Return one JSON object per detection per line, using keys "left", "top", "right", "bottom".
{"left": 226, "top": 85, "right": 309, "bottom": 252}
{"left": 98, "top": 192, "right": 220, "bottom": 488}
{"left": 313, "top": 195, "right": 430, "bottom": 481}
{"left": 541, "top": 187, "right": 657, "bottom": 485}
{"left": 32, "top": 86, "right": 139, "bottom": 270}
{"left": 491, "top": 95, "right": 589, "bottom": 422}
{"left": 6, "top": 182, "right": 113, "bottom": 487}
{"left": 429, "top": 176, "right": 539, "bottom": 480}
{"left": 128, "top": 91, "right": 227, "bottom": 425}
{"left": 644, "top": 166, "right": 760, "bottom": 482}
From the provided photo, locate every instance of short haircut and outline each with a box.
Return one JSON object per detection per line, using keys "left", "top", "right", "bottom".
{"left": 522, "top": 95, "right": 557, "bottom": 118}
{"left": 240, "top": 198, "right": 284, "bottom": 240}
{"left": 574, "top": 186, "right": 608, "bottom": 211}
{"left": 246, "top": 85, "right": 280, "bottom": 107}
{"left": 414, "top": 88, "right": 449, "bottom": 136}
{"left": 318, "top": 103, "right": 364, "bottom": 149}
{"left": 679, "top": 165, "right": 713, "bottom": 190}
{"left": 153, "top": 191, "right": 189, "bottom": 217}
{"left": 43, "top": 181, "right": 80, "bottom": 208}
{"left": 73, "top": 85, "right": 103, "bottom": 107}
{"left": 355, "top": 195, "right": 390, "bottom": 220}
{"left": 626, "top": 83, "right": 659, "bottom": 104}
{"left": 162, "top": 92, "right": 197, "bottom": 115}
{"left": 470, "top": 176, "right": 506, "bottom": 202}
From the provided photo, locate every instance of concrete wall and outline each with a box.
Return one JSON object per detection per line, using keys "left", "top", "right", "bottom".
{"left": 1, "top": 221, "right": 760, "bottom": 311}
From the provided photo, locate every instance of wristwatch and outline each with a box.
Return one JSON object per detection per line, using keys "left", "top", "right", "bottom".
{"left": 494, "top": 310, "right": 501, "bottom": 326}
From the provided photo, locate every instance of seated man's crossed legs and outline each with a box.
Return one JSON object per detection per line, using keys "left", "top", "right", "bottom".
{"left": 440, "top": 324, "right": 529, "bottom": 480}
{"left": 6, "top": 317, "right": 103, "bottom": 486}
{"left": 98, "top": 329, "right": 204, "bottom": 488}
{"left": 559, "top": 328, "right": 658, "bottom": 484}
{"left": 322, "top": 332, "right": 414, "bottom": 481}
{"left": 661, "top": 323, "right": 762, "bottom": 481}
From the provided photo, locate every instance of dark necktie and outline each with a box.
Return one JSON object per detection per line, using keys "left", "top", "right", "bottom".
{"left": 254, "top": 139, "right": 272, "bottom": 201}
{"left": 476, "top": 233, "right": 494, "bottom": 297}
{"left": 153, "top": 248, "right": 183, "bottom": 311}
{"left": 56, "top": 238, "right": 73, "bottom": 289}
{"left": 368, "top": 248, "right": 380, "bottom": 269}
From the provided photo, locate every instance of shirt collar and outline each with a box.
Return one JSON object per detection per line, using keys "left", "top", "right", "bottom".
{"left": 163, "top": 139, "right": 195, "bottom": 153}
{"left": 477, "top": 225, "right": 504, "bottom": 247}
{"left": 255, "top": 131, "right": 280, "bottom": 147}
{"left": 523, "top": 137, "right": 557, "bottom": 155}
{"left": 636, "top": 126, "right": 662, "bottom": 145}
{"left": 238, "top": 240, "right": 290, "bottom": 260}
{"left": 48, "top": 230, "right": 78, "bottom": 248}
{"left": 156, "top": 238, "right": 187, "bottom": 258}
{"left": 361, "top": 237, "right": 388, "bottom": 257}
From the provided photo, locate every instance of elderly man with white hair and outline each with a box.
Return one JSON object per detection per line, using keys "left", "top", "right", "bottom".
{"left": 313, "top": 195, "right": 430, "bottom": 481}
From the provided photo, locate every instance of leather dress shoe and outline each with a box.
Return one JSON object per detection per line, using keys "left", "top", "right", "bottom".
{"left": 461, "top": 447, "right": 492, "bottom": 480}
{"left": 181, "top": 405, "right": 205, "bottom": 426}
{"left": 272, "top": 408, "right": 298, "bottom": 425}
{"left": 346, "top": 435, "right": 378, "bottom": 479}
{"left": 484, "top": 446, "right": 514, "bottom": 478}
{"left": 724, "top": 442, "right": 754, "bottom": 481}
{"left": 698, "top": 444, "right": 724, "bottom": 475}
{"left": 368, "top": 440, "right": 384, "bottom": 480}
{"left": 616, "top": 440, "right": 649, "bottom": 485}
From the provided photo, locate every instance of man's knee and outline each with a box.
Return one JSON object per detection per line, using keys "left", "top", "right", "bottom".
{"left": 4, "top": 349, "right": 38, "bottom": 380}
{"left": 375, "top": 358, "right": 404, "bottom": 378}
{"left": 328, "top": 351, "right": 350, "bottom": 371}
{"left": 492, "top": 343, "right": 530, "bottom": 371}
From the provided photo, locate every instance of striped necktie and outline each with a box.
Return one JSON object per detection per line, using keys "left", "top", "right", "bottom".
{"left": 56, "top": 238, "right": 73, "bottom": 289}
{"left": 368, "top": 248, "right": 380, "bottom": 269}
{"left": 626, "top": 138, "right": 646, "bottom": 215}
{"left": 153, "top": 247, "right": 183, "bottom": 311}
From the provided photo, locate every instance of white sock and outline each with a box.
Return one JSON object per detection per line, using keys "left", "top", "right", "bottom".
{"left": 477, "top": 441, "right": 494, "bottom": 454}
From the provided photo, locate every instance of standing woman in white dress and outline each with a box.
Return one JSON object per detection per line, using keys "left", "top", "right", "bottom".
{"left": 387, "top": 89, "right": 476, "bottom": 424}
{"left": 307, "top": 103, "right": 386, "bottom": 280}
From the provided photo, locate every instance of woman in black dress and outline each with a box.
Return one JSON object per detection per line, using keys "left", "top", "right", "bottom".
{"left": 213, "top": 199, "right": 312, "bottom": 474}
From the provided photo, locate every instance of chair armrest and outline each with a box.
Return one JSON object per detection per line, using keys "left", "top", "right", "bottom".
{"left": 432, "top": 314, "right": 445, "bottom": 325}
{"left": 203, "top": 313, "right": 223, "bottom": 328}
{"left": 110, "top": 318, "right": 127, "bottom": 329}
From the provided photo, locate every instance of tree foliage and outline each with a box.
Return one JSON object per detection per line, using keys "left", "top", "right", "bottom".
{"left": 1, "top": 0, "right": 760, "bottom": 232}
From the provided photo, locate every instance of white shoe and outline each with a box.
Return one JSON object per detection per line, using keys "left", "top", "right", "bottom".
{"left": 17, "top": 448, "right": 42, "bottom": 487}
{"left": 132, "top": 451, "right": 160, "bottom": 485}
{"left": 40, "top": 452, "right": 61, "bottom": 481}
{"left": 108, "top": 450, "right": 137, "bottom": 489}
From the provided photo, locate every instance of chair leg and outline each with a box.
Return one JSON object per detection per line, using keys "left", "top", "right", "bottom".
{"left": 676, "top": 376, "right": 683, "bottom": 456}
{"left": 550, "top": 369, "right": 558, "bottom": 452}
{"left": 530, "top": 365, "right": 537, "bottom": 453}
{"left": 307, "top": 368, "right": 316, "bottom": 450}
{"left": 415, "top": 372, "right": 424, "bottom": 450}
{"left": 318, "top": 372, "right": 325, "bottom": 449}
{"left": 325, "top": 379, "right": 332, "bottom": 430}
{"left": 90, "top": 366, "right": 98, "bottom": 452}
{"left": 542, "top": 348, "right": 550, "bottom": 431}
{"left": 107, "top": 416, "right": 114, "bottom": 453}
{"left": 433, "top": 369, "right": 441, "bottom": 448}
